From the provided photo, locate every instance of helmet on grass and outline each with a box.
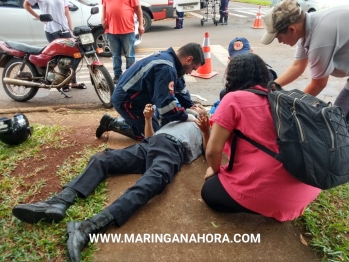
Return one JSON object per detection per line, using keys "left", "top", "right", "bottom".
{"left": 0, "top": 114, "right": 33, "bottom": 145}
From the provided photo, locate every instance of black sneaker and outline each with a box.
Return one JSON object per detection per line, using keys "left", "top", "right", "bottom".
{"left": 96, "top": 114, "right": 113, "bottom": 138}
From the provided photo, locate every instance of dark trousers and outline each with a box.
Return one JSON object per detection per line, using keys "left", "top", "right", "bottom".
{"left": 113, "top": 100, "right": 161, "bottom": 137}
{"left": 220, "top": 0, "right": 229, "bottom": 17}
{"left": 201, "top": 175, "right": 257, "bottom": 214}
{"left": 65, "top": 135, "right": 185, "bottom": 226}
{"left": 45, "top": 30, "right": 79, "bottom": 84}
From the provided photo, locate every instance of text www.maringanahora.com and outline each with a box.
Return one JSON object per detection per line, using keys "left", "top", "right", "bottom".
{"left": 89, "top": 233, "right": 261, "bottom": 244}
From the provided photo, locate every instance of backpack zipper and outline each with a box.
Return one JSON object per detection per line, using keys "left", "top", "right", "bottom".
{"left": 292, "top": 98, "right": 305, "bottom": 142}
{"left": 275, "top": 93, "right": 283, "bottom": 137}
{"left": 321, "top": 107, "right": 335, "bottom": 149}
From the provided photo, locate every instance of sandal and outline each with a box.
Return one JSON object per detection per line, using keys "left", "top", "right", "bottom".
{"left": 71, "top": 83, "right": 87, "bottom": 89}
{"left": 62, "top": 86, "right": 69, "bottom": 92}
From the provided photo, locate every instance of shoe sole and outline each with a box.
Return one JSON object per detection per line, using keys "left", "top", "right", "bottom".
{"left": 12, "top": 206, "right": 64, "bottom": 224}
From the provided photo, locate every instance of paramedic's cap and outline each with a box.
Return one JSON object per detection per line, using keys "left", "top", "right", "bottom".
{"left": 228, "top": 37, "right": 251, "bottom": 58}
{"left": 261, "top": 0, "right": 302, "bottom": 45}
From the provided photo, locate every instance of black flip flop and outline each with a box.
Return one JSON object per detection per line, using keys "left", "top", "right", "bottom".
{"left": 71, "top": 83, "right": 87, "bottom": 89}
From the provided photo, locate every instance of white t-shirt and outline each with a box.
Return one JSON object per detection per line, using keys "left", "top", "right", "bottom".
{"left": 27, "top": 0, "right": 70, "bottom": 33}
{"left": 294, "top": 6, "right": 349, "bottom": 79}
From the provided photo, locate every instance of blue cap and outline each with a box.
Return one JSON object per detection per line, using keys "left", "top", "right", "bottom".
{"left": 228, "top": 37, "right": 251, "bottom": 58}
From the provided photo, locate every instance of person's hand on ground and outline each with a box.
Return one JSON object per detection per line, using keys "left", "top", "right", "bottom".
{"left": 204, "top": 167, "right": 215, "bottom": 180}
{"left": 143, "top": 104, "right": 155, "bottom": 120}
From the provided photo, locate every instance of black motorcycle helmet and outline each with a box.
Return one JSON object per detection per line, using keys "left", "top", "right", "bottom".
{"left": 0, "top": 114, "right": 33, "bottom": 145}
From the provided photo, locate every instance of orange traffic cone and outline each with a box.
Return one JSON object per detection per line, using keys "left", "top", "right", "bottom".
{"left": 251, "top": 6, "right": 263, "bottom": 29}
{"left": 191, "top": 32, "right": 217, "bottom": 79}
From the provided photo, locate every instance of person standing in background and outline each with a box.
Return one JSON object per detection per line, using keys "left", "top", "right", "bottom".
{"left": 23, "top": 0, "right": 87, "bottom": 92}
{"left": 174, "top": 10, "right": 184, "bottom": 29}
{"left": 101, "top": 0, "right": 144, "bottom": 84}
{"left": 218, "top": 0, "right": 229, "bottom": 25}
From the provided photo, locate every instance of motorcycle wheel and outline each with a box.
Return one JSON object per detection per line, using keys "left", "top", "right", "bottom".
{"left": 90, "top": 65, "right": 115, "bottom": 108}
{"left": 2, "top": 58, "right": 39, "bottom": 102}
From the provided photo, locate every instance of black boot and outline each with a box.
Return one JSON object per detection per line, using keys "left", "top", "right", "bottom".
{"left": 174, "top": 18, "right": 180, "bottom": 29}
{"left": 95, "top": 114, "right": 113, "bottom": 138}
{"left": 67, "top": 209, "right": 115, "bottom": 262}
{"left": 12, "top": 188, "right": 77, "bottom": 224}
{"left": 222, "top": 16, "right": 228, "bottom": 25}
{"left": 109, "top": 117, "right": 143, "bottom": 141}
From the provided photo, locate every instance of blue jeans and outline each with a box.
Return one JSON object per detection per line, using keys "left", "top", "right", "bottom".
{"left": 107, "top": 33, "right": 135, "bottom": 78}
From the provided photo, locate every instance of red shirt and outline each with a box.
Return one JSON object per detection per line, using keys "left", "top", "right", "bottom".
{"left": 102, "top": 0, "right": 139, "bottom": 34}
{"left": 210, "top": 86, "right": 320, "bottom": 221}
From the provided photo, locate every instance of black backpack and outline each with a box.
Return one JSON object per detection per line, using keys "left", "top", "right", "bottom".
{"left": 227, "top": 82, "right": 349, "bottom": 190}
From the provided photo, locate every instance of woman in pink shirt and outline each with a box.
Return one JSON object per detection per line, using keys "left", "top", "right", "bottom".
{"left": 201, "top": 53, "right": 320, "bottom": 222}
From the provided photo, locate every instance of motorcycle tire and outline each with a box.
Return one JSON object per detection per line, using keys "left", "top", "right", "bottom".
{"left": 90, "top": 65, "right": 115, "bottom": 108}
{"left": 2, "top": 58, "right": 39, "bottom": 102}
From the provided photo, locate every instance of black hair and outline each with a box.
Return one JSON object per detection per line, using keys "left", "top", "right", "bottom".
{"left": 177, "top": 43, "right": 205, "bottom": 66}
{"left": 222, "top": 53, "right": 271, "bottom": 96}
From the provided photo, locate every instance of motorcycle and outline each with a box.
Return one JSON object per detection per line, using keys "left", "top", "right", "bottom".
{"left": 0, "top": 7, "right": 114, "bottom": 108}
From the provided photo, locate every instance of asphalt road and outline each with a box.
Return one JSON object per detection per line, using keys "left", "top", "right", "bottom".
{"left": 0, "top": 2, "right": 345, "bottom": 111}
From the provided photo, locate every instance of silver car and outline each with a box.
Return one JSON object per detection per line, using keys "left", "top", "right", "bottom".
{"left": 270, "top": 0, "right": 345, "bottom": 13}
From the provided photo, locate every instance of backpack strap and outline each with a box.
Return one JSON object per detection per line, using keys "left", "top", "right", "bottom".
{"left": 227, "top": 130, "right": 282, "bottom": 171}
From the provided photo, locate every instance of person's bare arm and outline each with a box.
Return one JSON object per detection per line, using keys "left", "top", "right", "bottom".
{"left": 275, "top": 58, "right": 308, "bottom": 87}
{"left": 101, "top": 5, "right": 107, "bottom": 28}
{"left": 64, "top": 6, "right": 73, "bottom": 31}
{"left": 303, "top": 76, "right": 330, "bottom": 96}
{"left": 205, "top": 123, "right": 231, "bottom": 179}
{"left": 134, "top": 5, "right": 144, "bottom": 36}
{"left": 143, "top": 104, "right": 155, "bottom": 137}
{"left": 23, "top": 0, "right": 40, "bottom": 20}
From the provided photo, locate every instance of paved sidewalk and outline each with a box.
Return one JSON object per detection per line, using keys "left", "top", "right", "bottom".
{"left": 92, "top": 131, "right": 318, "bottom": 262}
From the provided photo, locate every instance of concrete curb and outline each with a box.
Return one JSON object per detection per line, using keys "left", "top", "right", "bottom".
{"left": 0, "top": 103, "right": 107, "bottom": 114}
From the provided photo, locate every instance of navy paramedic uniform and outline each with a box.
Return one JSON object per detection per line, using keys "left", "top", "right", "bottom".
{"left": 111, "top": 48, "right": 189, "bottom": 138}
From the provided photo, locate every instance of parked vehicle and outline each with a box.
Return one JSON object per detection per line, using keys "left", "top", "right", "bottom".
{"left": 139, "top": 0, "right": 202, "bottom": 32}
{"left": 0, "top": 7, "right": 115, "bottom": 108}
{"left": 0, "top": 0, "right": 141, "bottom": 57}
{"left": 270, "top": 0, "right": 345, "bottom": 13}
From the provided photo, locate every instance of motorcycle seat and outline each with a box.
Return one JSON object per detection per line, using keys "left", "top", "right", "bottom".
{"left": 5, "top": 41, "right": 45, "bottom": 55}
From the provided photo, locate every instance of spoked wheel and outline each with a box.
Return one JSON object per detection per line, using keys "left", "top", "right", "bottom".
{"left": 90, "top": 65, "right": 115, "bottom": 108}
{"left": 2, "top": 58, "right": 39, "bottom": 102}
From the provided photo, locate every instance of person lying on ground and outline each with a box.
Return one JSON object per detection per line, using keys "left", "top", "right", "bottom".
{"left": 202, "top": 53, "right": 320, "bottom": 222}
{"left": 12, "top": 104, "right": 208, "bottom": 262}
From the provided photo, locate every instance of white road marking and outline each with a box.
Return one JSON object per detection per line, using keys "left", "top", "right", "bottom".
{"left": 50, "top": 45, "right": 230, "bottom": 91}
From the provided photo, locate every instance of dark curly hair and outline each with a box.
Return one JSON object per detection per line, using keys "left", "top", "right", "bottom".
{"left": 222, "top": 53, "right": 271, "bottom": 97}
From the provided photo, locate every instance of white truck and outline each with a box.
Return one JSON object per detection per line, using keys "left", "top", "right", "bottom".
{"left": 141, "top": 0, "right": 203, "bottom": 32}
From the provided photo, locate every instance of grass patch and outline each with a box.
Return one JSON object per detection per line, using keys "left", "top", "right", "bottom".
{"left": 0, "top": 124, "right": 107, "bottom": 261}
{"left": 233, "top": 0, "right": 271, "bottom": 7}
{"left": 295, "top": 184, "right": 349, "bottom": 261}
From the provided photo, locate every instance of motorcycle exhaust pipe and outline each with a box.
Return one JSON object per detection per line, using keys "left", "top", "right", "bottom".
{"left": 3, "top": 69, "right": 74, "bottom": 89}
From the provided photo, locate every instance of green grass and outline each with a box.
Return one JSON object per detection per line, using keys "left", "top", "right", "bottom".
{"left": 233, "top": 0, "right": 271, "bottom": 7}
{"left": 0, "top": 124, "right": 107, "bottom": 261}
{"left": 295, "top": 185, "right": 349, "bottom": 261}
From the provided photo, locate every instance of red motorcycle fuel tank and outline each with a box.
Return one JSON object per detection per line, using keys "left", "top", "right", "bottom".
{"left": 29, "top": 38, "right": 79, "bottom": 68}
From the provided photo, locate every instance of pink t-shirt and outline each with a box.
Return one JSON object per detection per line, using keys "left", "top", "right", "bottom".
{"left": 210, "top": 86, "right": 320, "bottom": 222}
{"left": 102, "top": 0, "right": 139, "bottom": 34}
